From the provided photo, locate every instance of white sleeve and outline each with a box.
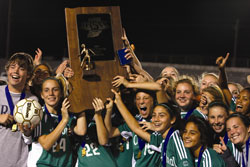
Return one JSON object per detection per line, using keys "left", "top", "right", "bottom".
{"left": 22, "top": 133, "right": 32, "bottom": 145}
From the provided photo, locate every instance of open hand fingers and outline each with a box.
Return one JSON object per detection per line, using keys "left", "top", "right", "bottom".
{"left": 112, "top": 80, "right": 121, "bottom": 87}
{"left": 92, "top": 98, "right": 104, "bottom": 112}
{"left": 63, "top": 98, "right": 71, "bottom": 109}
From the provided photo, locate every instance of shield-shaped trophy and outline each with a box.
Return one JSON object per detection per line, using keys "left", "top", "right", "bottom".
{"left": 65, "top": 6, "right": 127, "bottom": 113}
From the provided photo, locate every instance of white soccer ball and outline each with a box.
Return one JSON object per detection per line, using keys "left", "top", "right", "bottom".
{"left": 14, "top": 98, "right": 43, "bottom": 127}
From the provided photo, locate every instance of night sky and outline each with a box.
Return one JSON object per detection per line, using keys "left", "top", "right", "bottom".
{"left": 1, "top": 0, "right": 250, "bottom": 67}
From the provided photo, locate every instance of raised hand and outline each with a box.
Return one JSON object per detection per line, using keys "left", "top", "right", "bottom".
{"left": 121, "top": 28, "right": 137, "bottom": 65}
{"left": 213, "top": 136, "right": 227, "bottom": 154}
{"left": 216, "top": 52, "right": 229, "bottom": 69}
{"left": 111, "top": 89, "right": 122, "bottom": 104}
{"left": 56, "top": 60, "right": 69, "bottom": 75}
{"left": 139, "top": 121, "right": 155, "bottom": 132}
{"left": 63, "top": 67, "right": 74, "bottom": 78}
{"left": 112, "top": 75, "right": 129, "bottom": 87}
{"left": 92, "top": 98, "right": 105, "bottom": 114}
{"left": 124, "top": 48, "right": 133, "bottom": 61}
{"left": 105, "top": 98, "right": 114, "bottom": 112}
{"left": 156, "top": 77, "right": 169, "bottom": 91}
{"left": 121, "top": 28, "right": 130, "bottom": 47}
{"left": 34, "top": 48, "right": 43, "bottom": 65}
{"left": 61, "top": 98, "right": 70, "bottom": 122}
{"left": 129, "top": 74, "right": 148, "bottom": 83}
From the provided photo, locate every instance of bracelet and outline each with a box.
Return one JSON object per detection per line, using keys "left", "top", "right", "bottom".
{"left": 95, "top": 109, "right": 104, "bottom": 114}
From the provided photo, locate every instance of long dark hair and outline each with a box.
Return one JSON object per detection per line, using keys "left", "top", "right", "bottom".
{"left": 155, "top": 102, "right": 181, "bottom": 131}
{"left": 184, "top": 115, "right": 213, "bottom": 148}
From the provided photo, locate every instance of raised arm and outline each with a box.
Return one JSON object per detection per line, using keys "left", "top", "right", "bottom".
{"left": 131, "top": 63, "right": 154, "bottom": 82}
{"left": 73, "top": 111, "right": 87, "bottom": 136}
{"left": 33, "top": 48, "right": 42, "bottom": 66}
{"left": 111, "top": 89, "right": 151, "bottom": 142}
{"left": 92, "top": 98, "right": 108, "bottom": 145}
{"left": 103, "top": 98, "right": 121, "bottom": 138}
{"left": 155, "top": 77, "right": 172, "bottom": 104}
{"left": 55, "top": 60, "right": 74, "bottom": 79}
{"left": 122, "top": 28, "right": 141, "bottom": 68}
{"left": 112, "top": 75, "right": 170, "bottom": 104}
{"left": 38, "top": 98, "right": 70, "bottom": 151}
{"left": 216, "top": 53, "right": 232, "bottom": 106}
{"left": 122, "top": 28, "right": 154, "bottom": 82}
{"left": 112, "top": 75, "right": 162, "bottom": 91}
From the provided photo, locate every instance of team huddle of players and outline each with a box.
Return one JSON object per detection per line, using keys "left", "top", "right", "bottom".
{"left": 0, "top": 45, "right": 250, "bottom": 167}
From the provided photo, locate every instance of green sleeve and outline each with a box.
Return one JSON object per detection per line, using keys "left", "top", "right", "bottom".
{"left": 118, "top": 123, "right": 131, "bottom": 133}
{"left": 150, "top": 132, "right": 163, "bottom": 148}
{"left": 201, "top": 148, "right": 225, "bottom": 167}
{"left": 230, "top": 98, "right": 236, "bottom": 112}
{"left": 168, "top": 131, "right": 194, "bottom": 167}
{"left": 118, "top": 123, "right": 133, "bottom": 139}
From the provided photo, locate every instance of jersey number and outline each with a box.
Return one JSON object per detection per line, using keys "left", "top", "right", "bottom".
{"left": 85, "top": 143, "right": 100, "bottom": 157}
{"left": 52, "top": 138, "right": 66, "bottom": 152}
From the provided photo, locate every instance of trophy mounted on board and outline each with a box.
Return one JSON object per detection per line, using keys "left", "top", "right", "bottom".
{"left": 65, "top": 6, "right": 127, "bottom": 113}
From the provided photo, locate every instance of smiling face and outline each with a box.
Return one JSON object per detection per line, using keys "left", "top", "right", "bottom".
{"left": 135, "top": 92, "right": 154, "bottom": 118}
{"left": 151, "top": 105, "right": 175, "bottom": 135}
{"left": 41, "top": 79, "right": 62, "bottom": 108}
{"left": 208, "top": 106, "right": 228, "bottom": 134}
{"left": 182, "top": 122, "right": 202, "bottom": 150}
{"left": 175, "top": 82, "right": 195, "bottom": 111}
{"left": 7, "top": 62, "right": 29, "bottom": 92}
{"left": 236, "top": 90, "right": 250, "bottom": 115}
{"left": 226, "top": 117, "right": 250, "bottom": 145}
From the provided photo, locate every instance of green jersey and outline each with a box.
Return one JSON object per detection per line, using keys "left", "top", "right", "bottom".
{"left": 117, "top": 123, "right": 134, "bottom": 167}
{"left": 230, "top": 97, "right": 236, "bottom": 112}
{"left": 195, "top": 148, "right": 225, "bottom": 167}
{"left": 226, "top": 138, "right": 241, "bottom": 164}
{"left": 181, "top": 108, "right": 196, "bottom": 120}
{"left": 77, "top": 143, "right": 117, "bottom": 167}
{"left": 191, "top": 109, "right": 207, "bottom": 120}
{"left": 118, "top": 116, "right": 161, "bottom": 167}
{"left": 150, "top": 130, "right": 194, "bottom": 167}
{"left": 34, "top": 108, "right": 74, "bottom": 167}
{"left": 132, "top": 133, "right": 161, "bottom": 167}
{"left": 115, "top": 137, "right": 134, "bottom": 167}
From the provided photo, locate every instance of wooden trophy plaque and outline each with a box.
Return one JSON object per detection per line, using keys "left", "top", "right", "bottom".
{"left": 65, "top": 6, "right": 127, "bottom": 113}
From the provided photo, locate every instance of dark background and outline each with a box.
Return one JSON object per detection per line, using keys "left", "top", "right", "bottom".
{"left": 0, "top": 0, "right": 250, "bottom": 67}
